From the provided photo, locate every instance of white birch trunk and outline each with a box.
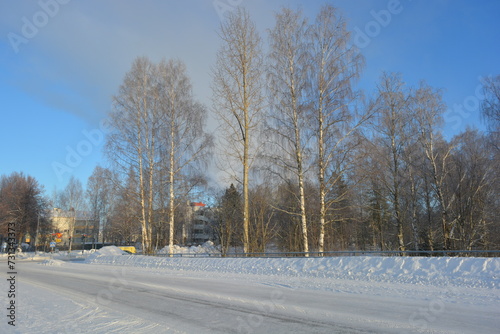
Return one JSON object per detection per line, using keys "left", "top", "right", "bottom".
{"left": 168, "top": 123, "right": 175, "bottom": 257}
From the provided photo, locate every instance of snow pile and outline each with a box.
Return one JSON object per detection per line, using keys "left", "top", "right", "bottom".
{"left": 85, "top": 246, "right": 128, "bottom": 262}
{"left": 53, "top": 249, "right": 96, "bottom": 259}
{"left": 39, "top": 259, "right": 65, "bottom": 266}
{"left": 157, "top": 241, "right": 220, "bottom": 256}
{"left": 11, "top": 252, "right": 51, "bottom": 261}
{"left": 96, "top": 246, "right": 128, "bottom": 256}
{"left": 85, "top": 254, "right": 499, "bottom": 289}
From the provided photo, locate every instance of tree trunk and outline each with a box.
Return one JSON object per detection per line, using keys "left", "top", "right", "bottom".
{"left": 318, "top": 114, "right": 326, "bottom": 254}
{"left": 296, "top": 130, "right": 309, "bottom": 256}
{"left": 242, "top": 61, "right": 250, "bottom": 255}
{"left": 168, "top": 123, "right": 176, "bottom": 257}
{"left": 391, "top": 130, "right": 405, "bottom": 252}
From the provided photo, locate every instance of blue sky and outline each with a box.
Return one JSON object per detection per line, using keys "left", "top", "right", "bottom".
{"left": 1, "top": 0, "right": 499, "bottom": 195}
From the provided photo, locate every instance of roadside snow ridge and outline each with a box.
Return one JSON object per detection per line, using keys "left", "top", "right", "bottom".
{"left": 85, "top": 253, "right": 499, "bottom": 289}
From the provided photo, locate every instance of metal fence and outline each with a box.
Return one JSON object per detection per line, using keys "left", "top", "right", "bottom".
{"left": 150, "top": 249, "right": 500, "bottom": 258}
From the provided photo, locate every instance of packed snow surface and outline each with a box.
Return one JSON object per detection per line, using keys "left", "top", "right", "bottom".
{"left": 3, "top": 250, "right": 499, "bottom": 333}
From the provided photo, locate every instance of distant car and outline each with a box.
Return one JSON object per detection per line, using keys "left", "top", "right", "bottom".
{"left": 118, "top": 246, "right": 136, "bottom": 254}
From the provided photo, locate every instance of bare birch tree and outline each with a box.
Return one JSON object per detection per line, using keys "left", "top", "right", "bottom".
{"left": 57, "top": 176, "right": 85, "bottom": 252}
{"left": 413, "top": 82, "right": 455, "bottom": 250}
{"left": 212, "top": 7, "right": 264, "bottom": 254}
{"left": 107, "top": 57, "right": 210, "bottom": 255}
{"left": 307, "top": 5, "right": 366, "bottom": 253}
{"left": 158, "top": 59, "right": 212, "bottom": 256}
{"left": 86, "top": 166, "right": 114, "bottom": 245}
{"left": 371, "top": 72, "right": 414, "bottom": 252}
{"left": 106, "top": 57, "right": 161, "bottom": 254}
{"left": 267, "top": 8, "right": 311, "bottom": 255}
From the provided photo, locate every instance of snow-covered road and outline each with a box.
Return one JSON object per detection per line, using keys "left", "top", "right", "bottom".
{"left": 17, "top": 261, "right": 392, "bottom": 333}
{"left": 2, "top": 250, "right": 499, "bottom": 333}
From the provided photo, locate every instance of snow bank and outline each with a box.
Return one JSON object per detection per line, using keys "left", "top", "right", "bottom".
{"left": 85, "top": 254, "right": 499, "bottom": 289}
{"left": 8, "top": 249, "right": 97, "bottom": 260}
{"left": 157, "top": 241, "right": 220, "bottom": 256}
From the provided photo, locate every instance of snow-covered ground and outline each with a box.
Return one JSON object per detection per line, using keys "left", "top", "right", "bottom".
{"left": 1, "top": 247, "right": 499, "bottom": 333}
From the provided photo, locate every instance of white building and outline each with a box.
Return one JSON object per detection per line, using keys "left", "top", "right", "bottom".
{"left": 181, "top": 202, "right": 214, "bottom": 245}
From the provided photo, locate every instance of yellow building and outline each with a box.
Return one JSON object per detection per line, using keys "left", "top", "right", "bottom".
{"left": 51, "top": 208, "right": 98, "bottom": 248}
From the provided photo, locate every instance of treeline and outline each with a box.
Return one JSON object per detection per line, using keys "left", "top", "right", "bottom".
{"left": 209, "top": 6, "right": 500, "bottom": 254}
{"left": 1, "top": 5, "right": 498, "bottom": 254}
{"left": 0, "top": 172, "right": 51, "bottom": 247}
{"left": 217, "top": 126, "right": 499, "bottom": 254}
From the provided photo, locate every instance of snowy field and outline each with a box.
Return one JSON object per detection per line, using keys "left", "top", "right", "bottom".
{"left": 1, "top": 247, "right": 499, "bottom": 333}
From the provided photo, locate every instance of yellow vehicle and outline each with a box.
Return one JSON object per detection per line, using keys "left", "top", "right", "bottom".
{"left": 118, "top": 246, "right": 136, "bottom": 254}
